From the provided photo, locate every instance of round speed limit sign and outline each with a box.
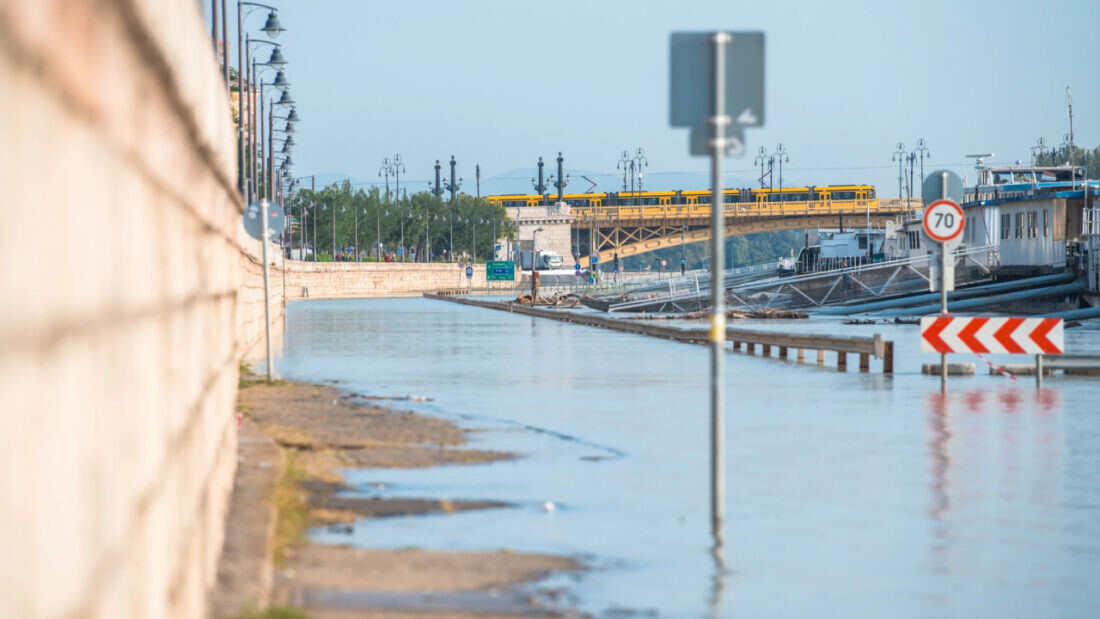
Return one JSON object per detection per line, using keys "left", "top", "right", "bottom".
{"left": 922, "top": 199, "right": 965, "bottom": 244}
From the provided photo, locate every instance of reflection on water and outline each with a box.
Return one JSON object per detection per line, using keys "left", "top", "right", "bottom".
{"left": 279, "top": 299, "right": 1100, "bottom": 618}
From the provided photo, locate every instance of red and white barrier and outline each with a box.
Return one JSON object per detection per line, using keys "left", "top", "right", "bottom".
{"left": 920, "top": 316, "right": 1064, "bottom": 354}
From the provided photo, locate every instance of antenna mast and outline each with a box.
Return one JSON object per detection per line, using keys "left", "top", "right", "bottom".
{"left": 1066, "top": 86, "right": 1075, "bottom": 177}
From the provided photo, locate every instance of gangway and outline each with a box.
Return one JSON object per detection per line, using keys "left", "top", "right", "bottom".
{"left": 726, "top": 245, "right": 997, "bottom": 310}
{"left": 586, "top": 262, "right": 780, "bottom": 313}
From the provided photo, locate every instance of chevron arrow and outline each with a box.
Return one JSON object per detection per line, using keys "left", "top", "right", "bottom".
{"left": 920, "top": 316, "right": 953, "bottom": 353}
{"left": 957, "top": 316, "right": 989, "bottom": 353}
{"left": 1028, "top": 318, "right": 1063, "bottom": 354}
{"left": 993, "top": 317, "right": 1026, "bottom": 354}
{"left": 921, "top": 316, "right": 1063, "bottom": 355}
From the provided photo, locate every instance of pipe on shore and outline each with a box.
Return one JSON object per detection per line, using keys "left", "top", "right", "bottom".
{"left": 815, "top": 272, "right": 1076, "bottom": 315}
{"left": 1043, "top": 305, "right": 1100, "bottom": 321}
{"left": 874, "top": 281, "right": 1085, "bottom": 318}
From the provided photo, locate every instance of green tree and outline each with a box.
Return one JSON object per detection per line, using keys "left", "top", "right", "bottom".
{"left": 286, "top": 182, "right": 506, "bottom": 262}
{"left": 1034, "top": 143, "right": 1099, "bottom": 179}
{"left": 621, "top": 229, "right": 813, "bottom": 271}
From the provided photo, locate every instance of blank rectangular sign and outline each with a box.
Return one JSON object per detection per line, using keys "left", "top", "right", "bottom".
{"left": 669, "top": 31, "right": 765, "bottom": 131}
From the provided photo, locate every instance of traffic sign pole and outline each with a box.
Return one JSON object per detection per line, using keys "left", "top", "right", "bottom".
{"left": 671, "top": 28, "right": 763, "bottom": 557}
{"left": 261, "top": 199, "right": 273, "bottom": 381}
{"left": 939, "top": 175, "right": 949, "bottom": 392}
{"left": 708, "top": 32, "right": 729, "bottom": 552}
{"left": 920, "top": 171, "right": 965, "bottom": 393}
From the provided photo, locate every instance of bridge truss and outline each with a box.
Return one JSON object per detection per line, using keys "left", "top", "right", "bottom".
{"left": 570, "top": 198, "right": 920, "bottom": 267}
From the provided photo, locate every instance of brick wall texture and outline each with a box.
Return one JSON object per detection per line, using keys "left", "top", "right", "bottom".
{"left": 0, "top": 2, "right": 519, "bottom": 616}
{"left": 0, "top": 1, "right": 262, "bottom": 616}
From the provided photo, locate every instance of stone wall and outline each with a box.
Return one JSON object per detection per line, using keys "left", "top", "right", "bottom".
{"left": 282, "top": 261, "right": 490, "bottom": 300}
{"left": 0, "top": 1, "right": 261, "bottom": 617}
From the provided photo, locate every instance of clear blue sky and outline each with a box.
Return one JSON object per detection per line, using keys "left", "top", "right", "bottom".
{"left": 219, "top": 0, "right": 1099, "bottom": 195}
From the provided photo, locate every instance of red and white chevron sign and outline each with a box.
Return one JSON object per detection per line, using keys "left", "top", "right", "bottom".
{"left": 920, "top": 316, "right": 1063, "bottom": 354}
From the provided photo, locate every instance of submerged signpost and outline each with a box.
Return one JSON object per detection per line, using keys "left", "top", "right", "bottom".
{"left": 243, "top": 199, "right": 285, "bottom": 381}
{"left": 670, "top": 31, "right": 764, "bottom": 550}
{"left": 920, "top": 171, "right": 964, "bottom": 391}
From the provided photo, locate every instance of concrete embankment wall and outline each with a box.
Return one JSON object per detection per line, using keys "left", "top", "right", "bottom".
{"left": 0, "top": 1, "right": 274, "bottom": 616}
{"left": 282, "top": 261, "right": 488, "bottom": 299}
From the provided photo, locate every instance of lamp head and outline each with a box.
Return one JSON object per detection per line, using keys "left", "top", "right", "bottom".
{"left": 262, "top": 11, "right": 285, "bottom": 38}
{"left": 272, "top": 68, "right": 290, "bottom": 90}
{"left": 266, "top": 46, "right": 287, "bottom": 66}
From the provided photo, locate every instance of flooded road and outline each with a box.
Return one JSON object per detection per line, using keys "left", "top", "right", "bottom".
{"left": 278, "top": 298, "right": 1100, "bottom": 617}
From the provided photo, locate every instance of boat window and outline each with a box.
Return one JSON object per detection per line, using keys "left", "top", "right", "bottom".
{"left": 1015, "top": 213, "right": 1023, "bottom": 239}
{"left": 1043, "top": 209, "right": 1049, "bottom": 237}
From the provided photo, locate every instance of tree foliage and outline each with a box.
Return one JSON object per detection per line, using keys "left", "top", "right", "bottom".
{"left": 1034, "top": 143, "right": 1099, "bottom": 179}
{"left": 621, "top": 229, "right": 813, "bottom": 271}
{"left": 287, "top": 181, "right": 509, "bottom": 262}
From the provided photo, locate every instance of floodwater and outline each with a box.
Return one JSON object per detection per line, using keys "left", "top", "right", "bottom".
{"left": 278, "top": 298, "right": 1100, "bottom": 618}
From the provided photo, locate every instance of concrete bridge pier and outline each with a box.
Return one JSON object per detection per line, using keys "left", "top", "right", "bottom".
{"left": 504, "top": 204, "right": 573, "bottom": 262}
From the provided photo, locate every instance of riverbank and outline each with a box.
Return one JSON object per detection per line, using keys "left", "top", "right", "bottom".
{"left": 211, "top": 370, "right": 581, "bottom": 618}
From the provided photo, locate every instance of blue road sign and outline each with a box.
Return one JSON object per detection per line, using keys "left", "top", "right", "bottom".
{"left": 243, "top": 200, "right": 285, "bottom": 240}
{"left": 397, "top": 248, "right": 403, "bottom": 256}
{"left": 465, "top": 266, "right": 473, "bottom": 278}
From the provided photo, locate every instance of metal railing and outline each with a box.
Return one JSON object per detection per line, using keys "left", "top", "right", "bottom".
{"left": 424, "top": 293, "right": 894, "bottom": 373}
{"left": 1036, "top": 354, "right": 1100, "bottom": 387}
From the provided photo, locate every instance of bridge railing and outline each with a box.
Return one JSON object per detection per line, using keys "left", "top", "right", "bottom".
{"left": 572, "top": 198, "right": 922, "bottom": 223}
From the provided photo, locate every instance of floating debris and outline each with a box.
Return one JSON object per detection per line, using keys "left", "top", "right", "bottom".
{"left": 512, "top": 293, "right": 581, "bottom": 307}
{"left": 647, "top": 307, "right": 808, "bottom": 320}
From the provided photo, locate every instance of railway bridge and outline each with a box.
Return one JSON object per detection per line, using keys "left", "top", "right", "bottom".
{"left": 567, "top": 198, "right": 922, "bottom": 268}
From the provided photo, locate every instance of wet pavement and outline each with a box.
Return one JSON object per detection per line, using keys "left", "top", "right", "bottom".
{"left": 278, "top": 298, "right": 1100, "bottom": 618}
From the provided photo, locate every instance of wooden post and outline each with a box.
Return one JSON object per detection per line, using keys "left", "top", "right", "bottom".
{"left": 762, "top": 344, "right": 771, "bottom": 357}
{"left": 837, "top": 352, "right": 847, "bottom": 371}
{"left": 859, "top": 353, "right": 869, "bottom": 373}
{"left": 883, "top": 341, "right": 894, "bottom": 374}
{"left": 747, "top": 343, "right": 755, "bottom": 355}
{"left": 816, "top": 349, "right": 825, "bottom": 365}
{"left": 797, "top": 348, "right": 805, "bottom": 362}
{"left": 779, "top": 346, "right": 788, "bottom": 359}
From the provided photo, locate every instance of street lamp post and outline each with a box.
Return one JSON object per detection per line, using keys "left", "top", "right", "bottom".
{"left": 617, "top": 150, "right": 631, "bottom": 199}
{"left": 913, "top": 139, "right": 930, "bottom": 189}
{"left": 632, "top": 148, "right": 648, "bottom": 199}
{"left": 892, "top": 142, "right": 908, "bottom": 220}
{"left": 1030, "top": 137, "right": 1047, "bottom": 166}
{"left": 444, "top": 155, "right": 462, "bottom": 262}
{"left": 392, "top": 154, "right": 406, "bottom": 203}
{"left": 549, "top": 151, "right": 570, "bottom": 204}
{"left": 754, "top": 146, "right": 770, "bottom": 190}
{"left": 246, "top": 42, "right": 286, "bottom": 203}
{"left": 774, "top": 143, "right": 789, "bottom": 193}
{"left": 236, "top": 2, "right": 283, "bottom": 197}
{"left": 379, "top": 157, "right": 393, "bottom": 202}
{"left": 531, "top": 157, "right": 549, "bottom": 205}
